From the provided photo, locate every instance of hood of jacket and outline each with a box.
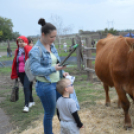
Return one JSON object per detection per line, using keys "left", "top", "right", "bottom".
{"left": 16, "top": 36, "right": 28, "bottom": 48}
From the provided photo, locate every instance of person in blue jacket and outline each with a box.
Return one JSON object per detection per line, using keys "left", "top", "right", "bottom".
{"left": 29, "top": 18, "right": 69, "bottom": 134}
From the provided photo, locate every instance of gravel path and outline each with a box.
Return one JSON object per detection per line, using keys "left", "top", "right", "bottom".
{"left": 0, "top": 77, "right": 13, "bottom": 134}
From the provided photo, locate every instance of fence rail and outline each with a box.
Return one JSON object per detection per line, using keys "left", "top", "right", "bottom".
{"left": 59, "top": 34, "right": 100, "bottom": 82}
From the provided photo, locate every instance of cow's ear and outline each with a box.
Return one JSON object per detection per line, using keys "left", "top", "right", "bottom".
{"left": 126, "top": 38, "right": 134, "bottom": 52}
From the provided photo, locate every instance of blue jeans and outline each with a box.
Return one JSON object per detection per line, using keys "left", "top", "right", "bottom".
{"left": 36, "top": 81, "right": 61, "bottom": 134}
{"left": 7, "top": 52, "right": 12, "bottom": 57}
{"left": 18, "top": 73, "right": 33, "bottom": 106}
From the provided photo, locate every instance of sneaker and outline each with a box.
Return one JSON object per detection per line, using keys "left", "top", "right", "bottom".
{"left": 29, "top": 102, "right": 35, "bottom": 108}
{"left": 23, "top": 106, "right": 29, "bottom": 113}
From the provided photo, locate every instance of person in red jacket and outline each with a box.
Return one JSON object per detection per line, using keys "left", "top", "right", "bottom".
{"left": 11, "top": 36, "right": 35, "bottom": 112}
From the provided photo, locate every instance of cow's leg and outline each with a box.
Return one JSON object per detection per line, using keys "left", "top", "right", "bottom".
{"left": 103, "top": 83, "right": 110, "bottom": 106}
{"left": 115, "top": 86, "right": 132, "bottom": 129}
{"left": 129, "top": 93, "right": 134, "bottom": 104}
{"left": 117, "top": 96, "right": 121, "bottom": 108}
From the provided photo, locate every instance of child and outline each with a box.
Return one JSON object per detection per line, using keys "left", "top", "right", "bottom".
{"left": 63, "top": 42, "right": 67, "bottom": 52}
{"left": 56, "top": 78, "right": 83, "bottom": 134}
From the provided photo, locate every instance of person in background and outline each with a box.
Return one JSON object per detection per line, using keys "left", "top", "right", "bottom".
{"left": 63, "top": 42, "right": 67, "bottom": 52}
{"left": 56, "top": 78, "right": 83, "bottom": 134}
{"left": 7, "top": 40, "right": 12, "bottom": 57}
{"left": 29, "top": 18, "right": 69, "bottom": 134}
{"left": 27, "top": 37, "right": 34, "bottom": 47}
{"left": 91, "top": 39, "right": 95, "bottom": 48}
{"left": 7, "top": 46, "right": 12, "bottom": 57}
{"left": 11, "top": 36, "right": 35, "bottom": 113}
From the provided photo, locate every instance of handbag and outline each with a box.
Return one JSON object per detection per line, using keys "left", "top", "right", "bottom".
{"left": 10, "top": 79, "right": 19, "bottom": 102}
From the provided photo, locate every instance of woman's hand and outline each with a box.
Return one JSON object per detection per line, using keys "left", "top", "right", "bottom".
{"left": 18, "top": 41, "right": 27, "bottom": 48}
{"left": 22, "top": 43, "right": 27, "bottom": 47}
{"left": 55, "top": 64, "right": 66, "bottom": 71}
{"left": 63, "top": 72, "right": 69, "bottom": 77}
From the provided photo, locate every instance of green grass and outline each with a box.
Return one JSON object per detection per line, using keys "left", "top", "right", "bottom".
{"left": 55, "top": 44, "right": 76, "bottom": 57}
{"left": 0, "top": 88, "right": 43, "bottom": 133}
{"left": 92, "top": 61, "right": 95, "bottom": 64}
{"left": 0, "top": 48, "right": 16, "bottom": 52}
{"left": 92, "top": 53, "right": 96, "bottom": 56}
{"left": 0, "top": 42, "right": 16, "bottom": 52}
{"left": 63, "top": 67, "right": 104, "bottom": 106}
{"left": 0, "top": 40, "right": 96, "bottom": 61}
{"left": 54, "top": 38, "right": 72, "bottom": 45}
{"left": 0, "top": 65, "right": 100, "bottom": 133}
{"left": 0, "top": 67, "right": 44, "bottom": 132}
{"left": 0, "top": 55, "right": 14, "bottom": 61}
{"left": 58, "top": 49, "right": 76, "bottom": 57}
{"left": 0, "top": 67, "right": 12, "bottom": 75}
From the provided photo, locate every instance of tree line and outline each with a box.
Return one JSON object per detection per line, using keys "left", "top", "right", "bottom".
{"left": 0, "top": 16, "right": 20, "bottom": 41}
{"left": 79, "top": 28, "right": 134, "bottom": 35}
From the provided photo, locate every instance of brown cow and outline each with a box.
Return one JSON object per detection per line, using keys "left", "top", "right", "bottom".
{"left": 95, "top": 34, "right": 134, "bottom": 129}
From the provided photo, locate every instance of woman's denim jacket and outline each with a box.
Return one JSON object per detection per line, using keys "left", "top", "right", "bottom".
{"left": 29, "top": 39, "right": 64, "bottom": 83}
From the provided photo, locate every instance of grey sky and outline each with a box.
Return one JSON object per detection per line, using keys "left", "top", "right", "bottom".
{"left": 1, "top": 0, "right": 134, "bottom": 36}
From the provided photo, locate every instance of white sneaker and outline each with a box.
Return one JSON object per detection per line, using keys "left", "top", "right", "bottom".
{"left": 29, "top": 102, "right": 35, "bottom": 108}
{"left": 23, "top": 106, "right": 29, "bottom": 113}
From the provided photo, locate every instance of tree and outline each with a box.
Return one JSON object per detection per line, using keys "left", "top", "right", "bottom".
{"left": 50, "top": 14, "right": 73, "bottom": 49}
{"left": 79, "top": 29, "right": 84, "bottom": 33}
{"left": 12, "top": 32, "right": 20, "bottom": 39}
{"left": 102, "top": 28, "right": 118, "bottom": 35}
{"left": 0, "top": 16, "right": 13, "bottom": 40}
{"left": 50, "top": 14, "right": 73, "bottom": 36}
{"left": 108, "top": 28, "right": 118, "bottom": 34}
{"left": 104, "top": 28, "right": 108, "bottom": 33}
{"left": 0, "top": 31, "right": 3, "bottom": 39}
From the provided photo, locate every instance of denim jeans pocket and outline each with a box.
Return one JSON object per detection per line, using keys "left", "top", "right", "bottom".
{"left": 36, "top": 81, "right": 51, "bottom": 97}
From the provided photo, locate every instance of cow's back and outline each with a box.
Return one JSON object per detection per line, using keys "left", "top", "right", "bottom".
{"left": 95, "top": 35, "right": 134, "bottom": 87}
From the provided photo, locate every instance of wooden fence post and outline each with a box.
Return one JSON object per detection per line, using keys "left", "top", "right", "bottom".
{"left": 75, "top": 35, "right": 83, "bottom": 71}
{"left": 71, "top": 38, "right": 75, "bottom": 46}
{"left": 85, "top": 37, "right": 93, "bottom": 81}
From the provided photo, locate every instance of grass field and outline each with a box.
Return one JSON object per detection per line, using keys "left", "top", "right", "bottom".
{"left": 0, "top": 66, "right": 102, "bottom": 133}
{"left": 0, "top": 38, "right": 96, "bottom": 133}
{"left": 2, "top": 66, "right": 134, "bottom": 134}
{"left": 0, "top": 42, "right": 16, "bottom": 52}
{"left": 0, "top": 43, "right": 96, "bottom": 62}
{"left": 0, "top": 55, "right": 14, "bottom": 61}
{"left": 2, "top": 38, "right": 134, "bottom": 134}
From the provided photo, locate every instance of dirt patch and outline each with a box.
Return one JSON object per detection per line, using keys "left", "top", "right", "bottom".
{"left": 0, "top": 108, "right": 13, "bottom": 134}
{"left": 0, "top": 52, "right": 7, "bottom": 56}
{"left": 0, "top": 76, "right": 14, "bottom": 134}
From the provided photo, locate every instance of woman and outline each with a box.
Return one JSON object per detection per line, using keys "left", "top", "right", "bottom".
{"left": 29, "top": 18, "right": 69, "bottom": 134}
{"left": 11, "top": 36, "right": 35, "bottom": 113}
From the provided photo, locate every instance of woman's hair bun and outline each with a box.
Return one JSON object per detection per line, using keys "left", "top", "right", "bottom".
{"left": 38, "top": 18, "right": 46, "bottom": 26}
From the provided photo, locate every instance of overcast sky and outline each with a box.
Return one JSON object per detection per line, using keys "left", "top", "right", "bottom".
{"left": 0, "top": 0, "right": 134, "bottom": 36}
